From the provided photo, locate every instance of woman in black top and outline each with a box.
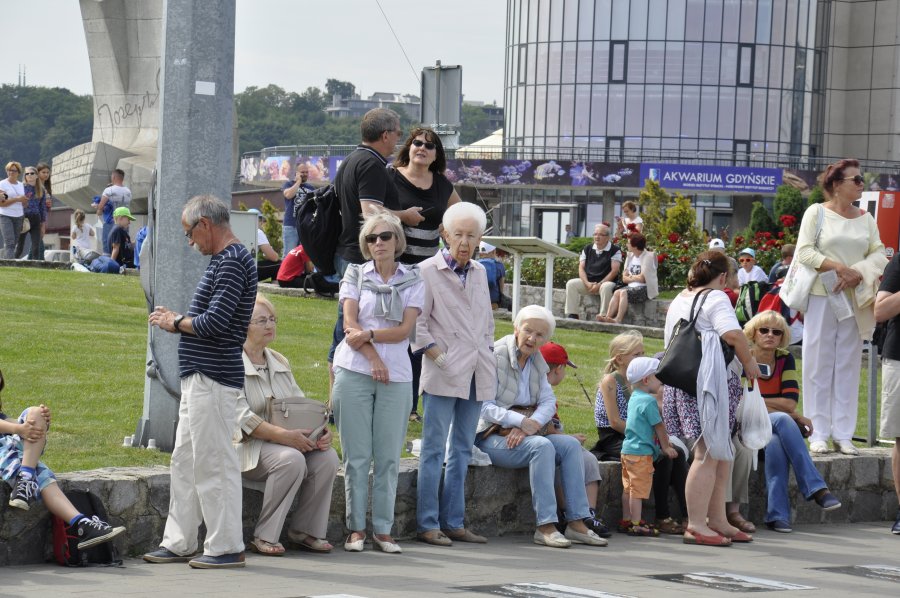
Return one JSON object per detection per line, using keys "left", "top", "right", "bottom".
{"left": 391, "top": 127, "right": 460, "bottom": 265}
{"left": 391, "top": 127, "right": 461, "bottom": 421}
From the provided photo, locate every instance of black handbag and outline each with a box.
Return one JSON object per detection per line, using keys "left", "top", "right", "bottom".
{"left": 656, "top": 289, "right": 735, "bottom": 396}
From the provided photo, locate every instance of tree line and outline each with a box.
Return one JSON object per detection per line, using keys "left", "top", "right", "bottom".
{"left": 0, "top": 80, "right": 498, "bottom": 166}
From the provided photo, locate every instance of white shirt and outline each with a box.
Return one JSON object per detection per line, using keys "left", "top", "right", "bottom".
{"left": 101, "top": 184, "right": 132, "bottom": 211}
{"left": 71, "top": 223, "right": 95, "bottom": 251}
{"left": 625, "top": 252, "right": 647, "bottom": 288}
{"left": 664, "top": 289, "right": 740, "bottom": 348}
{"left": 256, "top": 228, "right": 269, "bottom": 247}
{"left": 0, "top": 180, "right": 25, "bottom": 217}
{"left": 737, "top": 265, "right": 768, "bottom": 285}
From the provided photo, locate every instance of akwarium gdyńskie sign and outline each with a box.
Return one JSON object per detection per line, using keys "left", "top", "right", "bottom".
{"left": 641, "top": 163, "right": 782, "bottom": 194}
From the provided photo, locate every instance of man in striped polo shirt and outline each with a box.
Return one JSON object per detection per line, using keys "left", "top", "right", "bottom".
{"left": 144, "top": 195, "right": 257, "bottom": 569}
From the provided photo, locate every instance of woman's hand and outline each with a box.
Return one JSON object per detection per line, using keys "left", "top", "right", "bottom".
{"left": 278, "top": 428, "right": 317, "bottom": 453}
{"left": 744, "top": 357, "right": 763, "bottom": 381}
{"left": 506, "top": 427, "right": 526, "bottom": 448}
{"left": 834, "top": 265, "right": 863, "bottom": 292}
{"left": 316, "top": 428, "right": 333, "bottom": 451}
{"left": 17, "top": 419, "right": 45, "bottom": 442}
{"left": 519, "top": 417, "right": 541, "bottom": 436}
{"left": 369, "top": 355, "right": 390, "bottom": 384}
{"left": 344, "top": 328, "right": 370, "bottom": 350}
{"left": 796, "top": 415, "right": 813, "bottom": 437}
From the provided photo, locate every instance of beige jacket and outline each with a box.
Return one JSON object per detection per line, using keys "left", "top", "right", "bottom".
{"left": 628, "top": 249, "right": 659, "bottom": 300}
{"left": 411, "top": 252, "right": 497, "bottom": 402}
{"left": 233, "top": 348, "right": 308, "bottom": 472}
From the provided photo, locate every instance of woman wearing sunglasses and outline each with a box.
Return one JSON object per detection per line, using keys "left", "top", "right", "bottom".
{"left": 743, "top": 311, "right": 841, "bottom": 532}
{"left": 390, "top": 127, "right": 461, "bottom": 422}
{"left": 795, "top": 159, "right": 887, "bottom": 456}
{"left": 332, "top": 210, "right": 424, "bottom": 554}
{"left": 14, "top": 167, "right": 46, "bottom": 260}
{"left": 0, "top": 161, "right": 28, "bottom": 259}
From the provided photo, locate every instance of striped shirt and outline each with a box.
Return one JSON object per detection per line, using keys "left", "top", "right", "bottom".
{"left": 755, "top": 349, "right": 800, "bottom": 402}
{"left": 179, "top": 243, "right": 258, "bottom": 388}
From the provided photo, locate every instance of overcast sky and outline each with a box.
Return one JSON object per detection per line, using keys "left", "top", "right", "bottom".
{"left": 4, "top": 0, "right": 507, "bottom": 105}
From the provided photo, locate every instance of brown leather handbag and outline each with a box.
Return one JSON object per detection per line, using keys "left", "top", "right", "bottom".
{"left": 482, "top": 405, "right": 554, "bottom": 438}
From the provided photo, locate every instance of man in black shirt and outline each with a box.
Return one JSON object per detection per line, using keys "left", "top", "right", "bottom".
{"left": 564, "top": 223, "right": 622, "bottom": 319}
{"left": 875, "top": 252, "right": 900, "bottom": 534}
{"left": 109, "top": 206, "right": 136, "bottom": 268}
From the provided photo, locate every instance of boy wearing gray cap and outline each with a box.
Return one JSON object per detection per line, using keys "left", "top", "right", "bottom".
{"left": 620, "top": 357, "right": 677, "bottom": 536}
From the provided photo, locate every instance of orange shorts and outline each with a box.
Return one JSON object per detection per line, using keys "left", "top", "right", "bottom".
{"left": 620, "top": 454, "right": 653, "bottom": 500}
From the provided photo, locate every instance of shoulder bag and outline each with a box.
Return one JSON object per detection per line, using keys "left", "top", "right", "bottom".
{"left": 656, "top": 289, "right": 736, "bottom": 396}
{"left": 268, "top": 396, "right": 330, "bottom": 441}
{"left": 779, "top": 205, "right": 824, "bottom": 312}
{"left": 481, "top": 405, "right": 555, "bottom": 438}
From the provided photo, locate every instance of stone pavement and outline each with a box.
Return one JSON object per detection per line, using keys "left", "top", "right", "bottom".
{"left": 1, "top": 522, "right": 898, "bottom": 597}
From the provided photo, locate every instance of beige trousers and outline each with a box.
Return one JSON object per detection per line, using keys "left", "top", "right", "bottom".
{"left": 243, "top": 442, "right": 340, "bottom": 543}
{"left": 564, "top": 278, "right": 616, "bottom": 316}
{"left": 725, "top": 435, "right": 753, "bottom": 504}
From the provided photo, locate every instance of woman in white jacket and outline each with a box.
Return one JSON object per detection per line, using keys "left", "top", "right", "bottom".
{"left": 597, "top": 233, "right": 658, "bottom": 324}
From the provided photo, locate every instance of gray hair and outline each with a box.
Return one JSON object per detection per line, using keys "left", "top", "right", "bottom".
{"left": 442, "top": 201, "right": 486, "bottom": 235}
{"left": 514, "top": 304, "right": 556, "bottom": 338}
{"left": 360, "top": 108, "right": 401, "bottom": 143}
{"left": 183, "top": 194, "right": 231, "bottom": 227}
{"left": 359, "top": 210, "right": 406, "bottom": 260}
{"left": 594, "top": 223, "right": 609, "bottom": 235}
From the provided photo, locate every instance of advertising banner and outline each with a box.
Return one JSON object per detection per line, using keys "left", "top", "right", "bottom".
{"left": 444, "top": 159, "right": 640, "bottom": 187}
{"left": 640, "top": 163, "right": 782, "bottom": 193}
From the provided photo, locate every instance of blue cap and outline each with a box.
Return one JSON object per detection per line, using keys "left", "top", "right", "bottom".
{"left": 739, "top": 247, "right": 756, "bottom": 258}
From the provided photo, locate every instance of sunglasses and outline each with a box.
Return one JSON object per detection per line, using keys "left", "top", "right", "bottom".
{"left": 411, "top": 139, "right": 436, "bottom": 150}
{"left": 364, "top": 231, "right": 395, "bottom": 244}
{"left": 758, "top": 327, "right": 784, "bottom": 337}
{"left": 24, "top": 171, "right": 37, "bottom": 176}
{"left": 739, "top": 257, "right": 753, "bottom": 263}
{"left": 841, "top": 175, "right": 864, "bottom": 185}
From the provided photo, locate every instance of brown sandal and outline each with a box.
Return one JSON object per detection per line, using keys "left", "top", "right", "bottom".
{"left": 248, "top": 538, "right": 285, "bottom": 556}
{"left": 655, "top": 517, "right": 685, "bottom": 535}
{"left": 726, "top": 512, "right": 757, "bottom": 534}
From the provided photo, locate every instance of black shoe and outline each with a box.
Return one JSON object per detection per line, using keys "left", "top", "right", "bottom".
{"left": 74, "top": 516, "right": 126, "bottom": 550}
{"left": 583, "top": 515, "right": 613, "bottom": 538}
{"left": 892, "top": 510, "right": 900, "bottom": 535}
{"left": 8, "top": 475, "right": 38, "bottom": 510}
{"left": 554, "top": 510, "right": 568, "bottom": 534}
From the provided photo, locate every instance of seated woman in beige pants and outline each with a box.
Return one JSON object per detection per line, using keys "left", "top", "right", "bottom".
{"left": 235, "top": 295, "right": 339, "bottom": 556}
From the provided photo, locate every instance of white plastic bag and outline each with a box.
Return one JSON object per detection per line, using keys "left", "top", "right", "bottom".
{"left": 736, "top": 381, "right": 772, "bottom": 451}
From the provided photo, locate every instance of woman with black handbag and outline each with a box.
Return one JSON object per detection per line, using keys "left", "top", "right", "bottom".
{"left": 660, "top": 252, "right": 761, "bottom": 547}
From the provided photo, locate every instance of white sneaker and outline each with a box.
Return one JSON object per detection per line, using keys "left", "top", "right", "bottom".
{"left": 809, "top": 440, "right": 830, "bottom": 454}
{"left": 533, "top": 529, "right": 571, "bottom": 548}
{"left": 833, "top": 440, "right": 859, "bottom": 456}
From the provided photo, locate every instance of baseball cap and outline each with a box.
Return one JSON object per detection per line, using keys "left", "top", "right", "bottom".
{"left": 479, "top": 241, "right": 496, "bottom": 253}
{"left": 626, "top": 356, "right": 660, "bottom": 384}
{"left": 708, "top": 238, "right": 725, "bottom": 251}
{"left": 247, "top": 208, "right": 262, "bottom": 217}
{"left": 739, "top": 247, "right": 756, "bottom": 258}
{"left": 113, "top": 206, "right": 136, "bottom": 221}
{"left": 540, "top": 342, "right": 577, "bottom": 368}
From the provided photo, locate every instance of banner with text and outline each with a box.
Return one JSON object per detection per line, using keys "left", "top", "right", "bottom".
{"left": 640, "top": 163, "right": 782, "bottom": 194}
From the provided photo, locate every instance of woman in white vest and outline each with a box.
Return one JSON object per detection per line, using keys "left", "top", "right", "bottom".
{"left": 475, "top": 305, "right": 606, "bottom": 549}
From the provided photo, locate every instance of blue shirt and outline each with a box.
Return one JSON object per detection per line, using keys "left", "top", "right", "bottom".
{"left": 22, "top": 185, "right": 46, "bottom": 221}
{"left": 281, "top": 179, "right": 314, "bottom": 228}
{"left": 621, "top": 389, "right": 662, "bottom": 458}
{"left": 178, "top": 243, "right": 258, "bottom": 388}
{"left": 478, "top": 257, "right": 506, "bottom": 302}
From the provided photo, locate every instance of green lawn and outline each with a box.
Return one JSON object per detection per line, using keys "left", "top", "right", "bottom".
{"left": 0, "top": 267, "right": 881, "bottom": 472}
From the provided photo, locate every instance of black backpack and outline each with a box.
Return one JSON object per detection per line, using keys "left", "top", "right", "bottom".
{"left": 293, "top": 184, "right": 341, "bottom": 276}
{"left": 52, "top": 488, "right": 122, "bottom": 567}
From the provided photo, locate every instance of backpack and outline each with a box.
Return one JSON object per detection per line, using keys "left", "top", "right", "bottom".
{"left": 757, "top": 284, "right": 801, "bottom": 325}
{"left": 735, "top": 281, "right": 768, "bottom": 326}
{"left": 293, "top": 184, "right": 340, "bottom": 276}
{"left": 52, "top": 489, "right": 122, "bottom": 567}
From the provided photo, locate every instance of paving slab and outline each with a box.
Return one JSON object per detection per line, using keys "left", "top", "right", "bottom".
{"left": 0, "top": 522, "right": 897, "bottom": 597}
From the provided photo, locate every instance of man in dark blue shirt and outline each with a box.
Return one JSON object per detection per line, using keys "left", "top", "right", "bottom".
{"left": 145, "top": 195, "right": 257, "bottom": 570}
{"left": 280, "top": 162, "right": 314, "bottom": 256}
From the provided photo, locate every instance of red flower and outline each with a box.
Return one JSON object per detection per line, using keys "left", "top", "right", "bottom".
{"left": 766, "top": 239, "right": 778, "bottom": 247}
{"left": 777, "top": 231, "right": 785, "bottom": 239}
{"left": 612, "top": 236, "right": 620, "bottom": 244}
{"left": 668, "top": 232, "right": 680, "bottom": 243}
{"left": 679, "top": 256, "right": 689, "bottom": 263}
{"left": 755, "top": 231, "right": 766, "bottom": 239}
{"left": 657, "top": 253, "right": 667, "bottom": 264}
{"left": 627, "top": 223, "right": 637, "bottom": 232}
{"left": 763, "top": 231, "right": 772, "bottom": 239}
{"left": 734, "top": 236, "right": 744, "bottom": 245}
{"left": 779, "top": 214, "right": 797, "bottom": 228}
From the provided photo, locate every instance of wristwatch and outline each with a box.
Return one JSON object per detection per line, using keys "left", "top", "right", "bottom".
{"left": 173, "top": 314, "right": 185, "bottom": 333}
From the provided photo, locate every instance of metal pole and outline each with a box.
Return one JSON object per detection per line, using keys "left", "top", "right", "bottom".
{"left": 512, "top": 251, "right": 522, "bottom": 318}
{"left": 544, "top": 254, "right": 554, "bottom": 312}
{"left": 434, "top": 60, "right": 441, "bottom": 130}
{"left": 867, "top": 344, "right": 879, "bottom": 447}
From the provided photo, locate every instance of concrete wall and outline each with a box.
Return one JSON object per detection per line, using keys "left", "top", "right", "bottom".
{"left": 0, "top": 449, "right": 894, "bottom": 566}
{"left": 506, "top": 283, "right": 669, "bottom": 327}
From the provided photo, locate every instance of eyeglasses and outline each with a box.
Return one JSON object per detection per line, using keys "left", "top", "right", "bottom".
{"left": 411, "top": 139, "right": 436, "bottom": 150}
{"left": 739, "top": 258, "right": 753, "bottom": 263}
{"left": 250, "top": 316, "right": 277, "bottom": 327}
{"left": 758, "top": 327, "right": 784, "bottom": 337}
{"left": 24, "top": 171, "right": 37, "bottom": 176}
{"left": 6, "top": 168, "right": 19, "bottom": 173}
{"left": 842, "top": 175, "right": 864, "bottom": 185}
{"left": 184, "top": 220, "right": 200, "bottom": 239}
{"left": 364, "top": 231, "right": 395, "bottom": 244}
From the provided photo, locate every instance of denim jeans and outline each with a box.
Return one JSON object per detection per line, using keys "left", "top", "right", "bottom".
{"left": 477, "top": 432, "right": 589, "bottom": 526}
{"left": 764, "top": 411, "right": 828, "bottom": 523}
{"left": 416, "top": 380, "right": 482, "bottom": 532}
{"left": 327, "top": 254, "right": 353, "bottom": 362}
{"left": 282, "top": 225, "right": 299, "bottom": 256}
{"left": 0, "top": 214, "right": 24, "bottom": 259}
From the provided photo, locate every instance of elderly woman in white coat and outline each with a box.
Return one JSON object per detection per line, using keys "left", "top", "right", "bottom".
{"left": 235, "top": 295, "right": 339, "bottom": 556}
{"left": 475, "top": 305, "right": 606, "bottom": 549}
{"left": 412, "top": 202, "right": 496, "bottom": 547}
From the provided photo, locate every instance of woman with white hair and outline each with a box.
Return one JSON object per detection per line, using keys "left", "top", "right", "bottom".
{"left": 475, "top": 305, "right": 607, "bottom": 549}
{"left": 332, "top": 210, "right": 424, "bottom": 554}
{"left": 412, "top": 202, "right": 496, "bottom": 547}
